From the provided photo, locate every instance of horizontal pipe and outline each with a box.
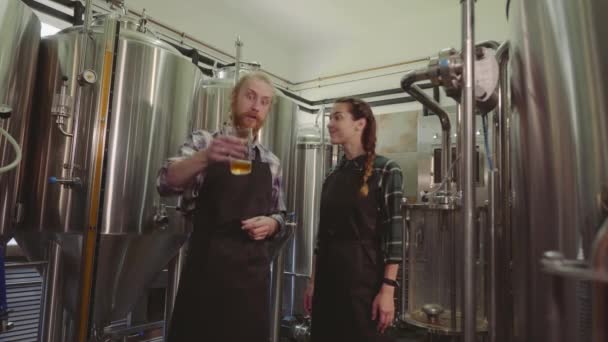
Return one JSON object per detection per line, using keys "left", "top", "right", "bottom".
{"left": 401, "top": 71, "right": 451, "bottom": 131}
{"left": 292, "top": 57, "right": 430, "bottom": 86}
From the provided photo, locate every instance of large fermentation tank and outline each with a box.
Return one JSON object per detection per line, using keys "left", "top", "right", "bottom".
{"left": 16, "top": 13, "right": 202, "bottom": 337}
{"left": 509, "top": 0, "right": 608, "bottom": 341}
{"left": 0, "top": 0, "right": 40, "bottom": 244}
{"left": 283, "top": 126, "right": 336, "bottom": 317}
{"left": 404, "top": 204, "right": 488, "bottom": 335}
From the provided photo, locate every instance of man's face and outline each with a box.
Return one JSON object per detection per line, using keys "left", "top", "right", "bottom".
{"left": 233, "top": 78, "right": 274, "bottom": 132}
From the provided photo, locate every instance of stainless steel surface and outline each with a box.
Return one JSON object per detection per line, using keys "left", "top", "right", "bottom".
{"left": 270, "top": 221, "right": 296, "bottom": 342}
{"left": 489, "top": 41, "right": 510, "bottom": 342}
{"left": 292, "top": 142, "right": 332, "bottom": 277}
{"left": 461, "top": 0, "right": 476, "bottom": 341}
{"left": 509, "top": 0, "right": 608, "bottom": 341}
{"left": 283, "top": 139, "right": 334, "bottom": 318}
{"left": 4, "top": 261, "right": 48, "bottom": 268}
{"left": 39, "top": 240, "right": 63, "bottom": 342}
{"left": 103, "top": 320, "right": 164, "bottom": 338}
{"left": 0, "top": 0, "right": 40, "bottom": 243}
{"left": 592, "top": 218, "right": 608, "bottom": 342}
{"left": 498, "top": 42, "right": 513, "bottom": 342}
{"left": 404, "top": 204, "right": 487, "bottom": 335}
{"left": 163, "top": 242, "right": 187, "bottom": 341}
{"left": 17, "top": 13, "right": 201, "bottom": 338}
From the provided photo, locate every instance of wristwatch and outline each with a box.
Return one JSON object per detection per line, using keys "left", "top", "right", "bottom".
{"left": 382, "top": 278, "right": 399, "bottom": 287}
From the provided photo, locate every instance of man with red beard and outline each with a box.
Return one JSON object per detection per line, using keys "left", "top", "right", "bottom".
{"left": 157, "top": 72, "right": 285, "bottom": 342}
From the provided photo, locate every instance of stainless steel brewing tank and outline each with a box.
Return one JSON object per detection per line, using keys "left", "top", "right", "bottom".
{"left": 0, "top": 0, "right": 40, "bottom": 243}
{"left": 17, "top": 14, "right": 202, "bottom": 329}
{"left": 404, "top": 204, "right": 488, "bottom": 334}
{"left": 509, "top": 0, "right": 608, "bottom": 341}
{"left": 283, "top": 127, "right": 336, "bottom": 316}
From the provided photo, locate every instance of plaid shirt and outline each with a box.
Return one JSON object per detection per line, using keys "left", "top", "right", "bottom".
{"left": 156, "top": 130, "right": 286, "bottom": 228}
{"left": 315, "top": 155, "right": 404, "bottom": 264}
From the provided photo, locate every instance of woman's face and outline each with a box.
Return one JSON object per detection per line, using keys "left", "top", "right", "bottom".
{"left": 327, "top": 102, "right": 366, "bottom": 145}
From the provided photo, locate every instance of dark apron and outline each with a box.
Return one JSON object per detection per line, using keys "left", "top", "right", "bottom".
{"left": 311, "top": 165, "right": 392, "bottom": 342}
{"left": 168, "top": 150, "right": 273, "bottom": 342}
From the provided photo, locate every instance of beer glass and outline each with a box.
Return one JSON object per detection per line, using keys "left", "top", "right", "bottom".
{"left": 222, "top": 126, "right": 253, "bottom": 175}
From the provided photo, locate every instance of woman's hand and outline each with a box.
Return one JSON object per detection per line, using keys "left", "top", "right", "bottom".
{"left": 242, "top": 216, "right": 279, "bottom": 240}
{"left": 304, "top": 281, "right": 314, "bottom": 315}
{"left": 371, "top": 285, "right": 395, "bottom": 334}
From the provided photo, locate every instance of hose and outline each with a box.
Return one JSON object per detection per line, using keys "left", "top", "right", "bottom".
{"left": 0, "top": 127, "right": 22, "bottom": 174}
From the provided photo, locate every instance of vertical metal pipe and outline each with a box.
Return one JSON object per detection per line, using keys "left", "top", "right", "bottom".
{"left": 270, "top": 251, "right": 286, "bottom": 342}
{"left": 270, "top": 220, "right": 296, "bottom": 342}
{"left": 319, "top": 104, "right": 327, "bottom": 181}
{"left": 77, "top": 0, "right": 92, "bottom": 76}
{"left": 456, "top": 104, "right": 463, "bottom": 193}
{"left": 234, "top": 36, "right": 243, "bottom": 85}
{"left": 39, "top": 240, "right": 64, "bottom": 342}
{"left": 489, "top": 135, "right": 499, "bottom": 342}
{"left": 491, "top": 41, "right": 510, "bottom": 342}
{"left": 400, "top": 202, "right": 408, "bottom": 320}
{"left": 163, "top": 243, "right": 187, "bottom": 340}
{"left": 442, "top": 126, "right": 451, "bottom": 193}
{"left": 461, "top": 0, "right": 477, "bottom": 341}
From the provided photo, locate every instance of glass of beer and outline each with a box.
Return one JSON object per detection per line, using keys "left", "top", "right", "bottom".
{"left": 222, "top": 126, "right": 253, "bottom": 176}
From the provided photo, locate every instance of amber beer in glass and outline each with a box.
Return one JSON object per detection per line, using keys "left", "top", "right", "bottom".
{"left": 223, "top": 126, "right": 253, "bottom": 175}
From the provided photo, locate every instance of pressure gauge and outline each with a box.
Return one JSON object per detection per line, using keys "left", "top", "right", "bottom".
{"left": 79, "top": 69, "right": 98, "bottom": 85}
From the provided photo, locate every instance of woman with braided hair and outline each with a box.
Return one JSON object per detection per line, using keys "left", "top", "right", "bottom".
{"left": 304, "top": 98, "right": 404, "bottom": 341}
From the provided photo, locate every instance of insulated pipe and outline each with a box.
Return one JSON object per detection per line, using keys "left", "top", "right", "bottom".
{"left": 461, "top": 0, "right": 477, "bottom": 341}
{"left": 39, "top": 240, "right": 64, "bottom": 342}
{"left": 401, "top": 72, "right": 451, "bottom": 192}
{"left": 0, "top": 127, "right": 22, "bottom": 174}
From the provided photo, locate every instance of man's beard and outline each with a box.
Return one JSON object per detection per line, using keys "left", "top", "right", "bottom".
{"left": 234, "top": 112, "right": 265, "bottom": 132}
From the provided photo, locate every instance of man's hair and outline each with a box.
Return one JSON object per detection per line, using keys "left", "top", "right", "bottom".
{"left": 230, "top": 72, "right": 276, "bottom": 124}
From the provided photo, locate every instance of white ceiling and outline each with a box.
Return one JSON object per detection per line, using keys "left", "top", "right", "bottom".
{"left": 205, "top": 0, "right": 475, "bottom": 49}
{"left": 119, "top": 0, "right": 509, "bottom": 82}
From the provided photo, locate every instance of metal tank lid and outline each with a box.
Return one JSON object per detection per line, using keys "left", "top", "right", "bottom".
{"left": 216, "top": 62, "right": 262, "bottom": 80}
{"left": 297, "top": 125, "right": 331, "bottom": 146}
{"left": 58, "top": 13, "right": 179, "bottom": 54}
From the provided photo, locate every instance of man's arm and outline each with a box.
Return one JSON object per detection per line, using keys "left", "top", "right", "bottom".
{"left": 157, "top": 130, "right": 247, "bottom": 197}
{"left": 163, "top": 150, "right": 209, "bottom": 190}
